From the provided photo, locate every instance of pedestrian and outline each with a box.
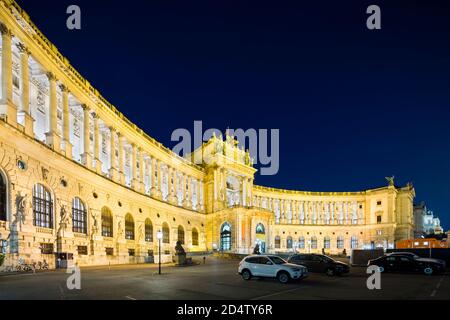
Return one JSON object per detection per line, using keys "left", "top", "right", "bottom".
{"left": 203, "top": 256, "right": 206, "bottom": 264}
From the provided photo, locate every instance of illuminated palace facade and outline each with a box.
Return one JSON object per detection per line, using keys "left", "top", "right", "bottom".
{"left": 0, "top": 1, "right": 415, "bottom": 268}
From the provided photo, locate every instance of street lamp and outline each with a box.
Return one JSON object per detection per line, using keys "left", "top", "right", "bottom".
{"left": 156, "top": 230, "right": 163, "bottom": 275}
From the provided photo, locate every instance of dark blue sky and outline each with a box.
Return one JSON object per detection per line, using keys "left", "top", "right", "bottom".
{"left": 16, "top": 0, "right": 450, "bottom": 228}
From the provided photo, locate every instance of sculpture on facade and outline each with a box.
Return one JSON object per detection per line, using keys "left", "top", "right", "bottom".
{"left": 385, "top": 176, "right": 395, "bottom": 186}
{"left": 14, "top": 192, "right": 27, "bottom": 225}
{"left": 90, "top": 211, "right": 98, "bottom": 237}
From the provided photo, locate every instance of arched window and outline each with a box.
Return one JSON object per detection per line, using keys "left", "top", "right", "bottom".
{"left": 177, "top": 225, "right": 185, "bottom": 244}
{"left": 0, "top": 172, "right": 6, "bottom": 221}
{"left": 162, "top": 222, "right": 170, "bottom": 244}
{"left": 324, "top": 236, "right": 331, "bottom": 249}
{"left": 72, "top": 197, "right": 87, "bottom": 234}
{"left": 33, "top": 184, "right": 53, "bottom": 228}
{"left": 311, "top": 236, "right": 318, "bottom": 249}
{"left": 101, "top": 207, "right": 113, "bottom": 237}
{"left": 351, "top": 236, "right": 358, "bottom": 249}
{"left": 298, "top": 237, "right": 305, "bottom": 249}
{"left": 220, "top": 222, "right": 231, "bottom": 251}
{"left": 274, "top": 236, "right": 281, "bottom": 249}
{"left": 337, "top": 236, "right": 344, "bottom": 249}
{"left": 125, "top": 214, "right": 135, "bottom": 240}
{"left": 286, "top": 236, "right": 293, "bottom": 249}
{"left": 256, "top": 223, "right": 265, "bottom": 234}
{"left": 145, "top": 219, "right": 153, "bottom": 242}
{"left": 192, "top": 228, "right": 199, "bottom": 246}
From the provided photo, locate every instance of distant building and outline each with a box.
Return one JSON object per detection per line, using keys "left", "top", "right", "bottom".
{"left": 414, "top": 202, "right": 443, "bottom": 237}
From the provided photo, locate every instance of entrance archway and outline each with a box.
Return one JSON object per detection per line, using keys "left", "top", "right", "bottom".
{"left": 255, "top": 223, "right": 266, "bottom": 253}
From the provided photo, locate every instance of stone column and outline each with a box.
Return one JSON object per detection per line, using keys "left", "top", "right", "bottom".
{"left": 138, "top": 148, "right": 144, "bottom": 192}
{"left": 0, "top": 23, "right": 16, "bottom": 125}
{"left": 81, "top": 104, "right": 92, "bottom": 168}
{"left": 118, "top": 133, "right": 125, "bottom": 184}
{"left": 150, "top": 157, "right": 157, "bottom": 196}
{"left": 168, "top": 166, "right": 176, "bottom": 204}
{"left": 45, "top": 72, "right": 61, "bottom": 152}
{"left": 197, "top": 179, "right": 203, "bottom": 212}
{"left": 60, "top": 85, "right": 72, "bottom": 157}
{"left": 109, "top": 127, "right": 118, "bottom": 182}
{"left": 17, "top": 43, "right": 33, "bottom": 136}
{"left": 157, "top": 161, "right": 162, "bottom": 198}
{"left": 93, "top": 113, "right": 102, "bottom": 173}
{"left": 131, "top": 143, "right": 138, "bottom": 190}
{"left": 182, "top": 174, "right": 189, "bottom": 208}
{"left": 247, "top": 178, "right": 252, "bottom": 206}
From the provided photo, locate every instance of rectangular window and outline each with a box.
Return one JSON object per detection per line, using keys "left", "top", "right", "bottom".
{"left": 13, "top": 75, "right": 20, "bottom": 89}
{"left": 77, "top": 246, "right": 88, "bottom": 255}
{"left": 377, "top": 215, "right": 382, "bottom": 224}
{"left": 40, "top": 243, "right": 54, "bottom": 254}
{"left": 377, "top": 201, "right": 382, "bottom": 206}
{"left": 105, "top": 247, "right": 114, "bottom": 256}
{"left": 128, "top": 249, "right": 135, "bottom": 257}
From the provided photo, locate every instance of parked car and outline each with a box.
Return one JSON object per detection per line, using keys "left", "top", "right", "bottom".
{"left": 287, "top": 254, "right": 350, "bottom": 276}
{"left": 368, "top": 254, "right": 446, "bottom": 275}
{"left": 386, "top": 252, "right": 446, "bottom": 267}
{"left": 238, "top": 255, "right": 308, "bottom": 284}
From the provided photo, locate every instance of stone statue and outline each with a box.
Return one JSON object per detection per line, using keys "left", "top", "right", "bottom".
{"left": 15, "top": 192, "right": 27, "bottom": 225}
{"left": 175, "top": 240, "right": 186, "bottom": 255}
{"left": 118, "top": 220, "right": 124, "bottom": 237}
{"left": 91, "top": 211, "right": 98, "bottom": 236}
{"left": 385, "top": 176, "right": 395, "bottom": 186}
{"left": 138, "top": 224, "right": 144, "bottom": 241}
{"left": 60, "top": 204, "right": 69, "bottom": 225}
{"left": 245, "top": 150, "right": 251, "bottom": 165}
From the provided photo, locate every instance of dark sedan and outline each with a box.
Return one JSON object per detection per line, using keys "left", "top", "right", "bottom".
{"left": 288, "top": 254, "right": 350, "bottom": 276}
{"left": 368, "top": 254, "right": 446, "bottom": 275}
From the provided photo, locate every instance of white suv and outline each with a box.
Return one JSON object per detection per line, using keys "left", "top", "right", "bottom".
{"left": 238, "top": 255, "right": 308, "bottom": 284}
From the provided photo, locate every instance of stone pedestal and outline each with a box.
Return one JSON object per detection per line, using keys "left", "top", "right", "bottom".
{"left": 174, "top": 253, "right": 186, "bottom": 266}
{"left": 45, "top": 132, "right": 61, "bottom": 153}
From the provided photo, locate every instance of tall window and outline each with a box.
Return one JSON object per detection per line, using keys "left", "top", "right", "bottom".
{"left": 0, "top": 172, "right": 6, "bottom": 221}
{"left": 192, "top": 228, "right": 199, "bottom": 246}
{"left": 351, "top": 236, "right": 358, "bottom": 249}
{"left": 101, "top": 207, "right": 113, "bottom": 237}
{"left": 72, "top": 197, "right": 87, "bottom": 234}
{"left": 145, "top": 219, "right": 153, "bottom": 242}
{"left": 177, "top": 225, "right": 185, "bottom": 244}
{"left": 298, "top": 237, "right": 305, "bottom": 249}
{"left": 337, "top": 236, "right": 344, "bottom": 249}
{"left": 311, "top": 236, "right": 318, "bottom": 249}
{"left": 274, "top": 236, "right": 281, "bottom": 249}
{"left": 125, "top": 214, "right": 135, "bottom": 240}
{"left": 220, "top": 222, "right": 231, "bottom": 251}
{"left": 324, "top": 236, "right": 331, "bottom": 249}
{"left": 33, "top": 184, "right": 53, "bottom": 228}
{"left": 286, "top": 236, "right": 293, "bottom": 249}
{"left": 162, "top": 222, "right": 170, "bottom": 244}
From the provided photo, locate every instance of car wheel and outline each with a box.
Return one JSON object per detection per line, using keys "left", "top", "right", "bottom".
{"left": 241, "top": 269, "right": 252, "bottom": 280}
{"left": 277, "top": 271, "right": 290, "bottom": 284}
{"left": 325, "top": 268, "right": 335, "bottom": 276}
{"left": 424, "top": 267, "right": 434, "bottom": 276}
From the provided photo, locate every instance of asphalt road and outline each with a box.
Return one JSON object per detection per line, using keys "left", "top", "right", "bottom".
{"left": 0, "top": 256, "right": 449, "bottom": 300}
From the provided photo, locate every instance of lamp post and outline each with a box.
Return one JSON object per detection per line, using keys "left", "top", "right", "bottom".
{"left": 157, "top": 230, "right": 163, "bottom": 275}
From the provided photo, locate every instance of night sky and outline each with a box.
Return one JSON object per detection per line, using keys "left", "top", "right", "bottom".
{"left": 15, "top": 0, "right": 450, "bottom": 228}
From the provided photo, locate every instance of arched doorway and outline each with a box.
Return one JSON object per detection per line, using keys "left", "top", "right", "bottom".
{"left": 255, "top": 223, "right": 266, "bottom": 253}
{"left": 220, "top": 222, "right": 231, "bottom": 251}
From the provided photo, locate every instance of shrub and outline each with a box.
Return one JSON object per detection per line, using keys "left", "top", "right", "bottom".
{"left": 0, "top": 254, "right": 5, "bottom": 267}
